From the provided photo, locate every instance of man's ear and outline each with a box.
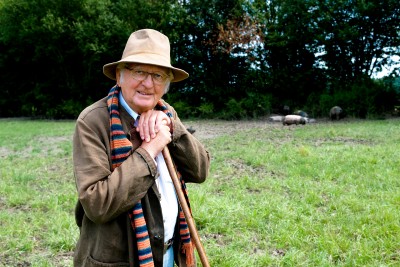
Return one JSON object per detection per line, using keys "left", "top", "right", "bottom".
{"left": 116, "top": 68, "right": 121, "bottom": 86}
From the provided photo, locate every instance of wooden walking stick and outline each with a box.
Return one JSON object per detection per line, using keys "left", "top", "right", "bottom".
{"left": 162, "top": 146, "right": 211, "bottom": 267}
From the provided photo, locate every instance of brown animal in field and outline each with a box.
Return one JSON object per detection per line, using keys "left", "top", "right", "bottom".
{"left": 330, "top": 106, "right": 345, "bottom": 120}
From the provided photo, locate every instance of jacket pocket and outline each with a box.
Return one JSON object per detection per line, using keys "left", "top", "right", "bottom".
{"left": 85, "top": 255, "right": 130, "bottom": 267}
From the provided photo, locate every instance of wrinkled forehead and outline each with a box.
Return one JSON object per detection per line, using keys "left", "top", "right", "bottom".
{"left": 126, "top": 63, "right": 169, "bottom": 74}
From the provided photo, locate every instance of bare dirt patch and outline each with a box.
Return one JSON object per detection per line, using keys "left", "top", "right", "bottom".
{"left": 183, "top": 119, "right": 282, "bottom": 140}
{"left": 184, "top": 116, "right": 400, "bottom": 142}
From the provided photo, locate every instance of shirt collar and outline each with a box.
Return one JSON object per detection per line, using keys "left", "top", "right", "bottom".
{"left": 119, "top": 91, "right": 139, "bottom": 120}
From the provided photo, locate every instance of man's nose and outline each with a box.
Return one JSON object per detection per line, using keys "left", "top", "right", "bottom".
{"left": 142, "top": 73, "right": 154, "bottom": 86}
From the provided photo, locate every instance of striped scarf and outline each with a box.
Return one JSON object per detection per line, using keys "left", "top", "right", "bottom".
{"left": 107, "top": 86, "right": 194, "bottom": 267}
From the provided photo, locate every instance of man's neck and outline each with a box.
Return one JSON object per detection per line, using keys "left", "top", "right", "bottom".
{"left": 119, "top": 92, "right": 139, "bottom": 120}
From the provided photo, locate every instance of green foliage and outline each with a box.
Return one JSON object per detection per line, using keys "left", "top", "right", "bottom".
{"left": 303, "top": 77, "right": 398, "bottom": 118}
{"left": 317, "top": 93, "right": 334, "bottom": 117}
{"left": 222, "top": 98, "right": 247, "bottom": 119}
{"left": 331, "top": 79, "right": 395, "bottom": 118}
{"left": 52, "top": 99, "right": 88, "bottom": 119}
{"left": 197, "top": 102, "right": 214, "bottom": 118}
{"left": 0, "top": 0, "right": 399, "bottom": 119}
{"left": 220, "top": 93, "right": 272, "bottom": 119}
{"left": 169, "top": 100, "right": 194, "bottom": 118}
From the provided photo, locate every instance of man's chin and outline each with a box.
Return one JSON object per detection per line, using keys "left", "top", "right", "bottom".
{"left": 133, "top": 102, "right": 155, "bottom": 113}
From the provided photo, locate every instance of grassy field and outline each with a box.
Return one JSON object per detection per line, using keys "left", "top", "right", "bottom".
{"left": 0, "top": 118, "right": 399, "bottom": 266}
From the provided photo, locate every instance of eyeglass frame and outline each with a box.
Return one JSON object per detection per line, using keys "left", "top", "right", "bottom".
{"left": 124, "top": 64, "right": 172, "bottom": 85}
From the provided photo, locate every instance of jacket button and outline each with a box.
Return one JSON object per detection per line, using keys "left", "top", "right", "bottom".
{"left": 154, "top": 235, "right": 162, "bottom": 240}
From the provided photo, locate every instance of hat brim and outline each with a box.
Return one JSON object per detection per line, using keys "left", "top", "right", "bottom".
{"left": 103, "top": 55, "right": 189, "bottom": 83}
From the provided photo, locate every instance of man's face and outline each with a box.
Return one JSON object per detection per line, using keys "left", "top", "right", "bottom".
{"left": 117, "top": 63, "right": 170, "bottom": 114}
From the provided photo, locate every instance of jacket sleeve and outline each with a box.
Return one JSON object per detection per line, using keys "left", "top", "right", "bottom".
{"left": 73, "top": 110, "right": 158, "bottom": 224}
{"left": 166, "top": 103, "right": 211, "bottom": 184}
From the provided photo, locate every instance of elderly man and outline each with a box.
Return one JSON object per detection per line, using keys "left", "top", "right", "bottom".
{"left": 73, "top": 29, "right": 210, "bottom": 267}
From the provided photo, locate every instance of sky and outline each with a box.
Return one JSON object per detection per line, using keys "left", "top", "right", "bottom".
{"left": 372, "top": 55, "right": 400, "bottom": 78}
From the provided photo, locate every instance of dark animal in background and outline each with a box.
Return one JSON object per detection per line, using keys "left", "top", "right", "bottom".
{"left": 392, "top": 106, "right": 400, "bottom": 116}
{"left": 330, "top": 106, "right": 345, "bottom": 120}
{"left": 283, "top": 115, "right": 307, "bottom": 125}
{"left": 187, "top": 126, "right": 196, "bottom": 134}
{"left": 283, "top": 105, "right": 290, "bottom": 115}
{"left": 294, "top": 110, "right": 309, "bottom": 118}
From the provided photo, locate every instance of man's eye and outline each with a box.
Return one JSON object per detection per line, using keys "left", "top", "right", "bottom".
{"left": 134, "top": 70, "right": 144, "bottom": 75}
{"left": 153, "top": 73, "right": 163, "bottom": 79}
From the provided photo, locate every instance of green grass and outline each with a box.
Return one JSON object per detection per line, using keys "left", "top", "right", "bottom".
{"left": 0, "top": 119, "right": 76, "bottom": 267}
{"left": 1, "top": 118, "right": 399, "bottom": 266}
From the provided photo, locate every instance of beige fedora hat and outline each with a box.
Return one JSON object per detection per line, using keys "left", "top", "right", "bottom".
{"left": 103, "top": 29, "right": 189, "bottom": 82}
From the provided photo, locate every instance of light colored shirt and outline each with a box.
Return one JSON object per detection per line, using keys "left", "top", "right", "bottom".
{"left": 120, "top": 93, "right": 178, "bottom": 242}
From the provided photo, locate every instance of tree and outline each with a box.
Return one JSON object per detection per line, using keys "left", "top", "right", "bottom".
{"left": 166, "top": 0, "right": 256, "bottom": 117}
{"left": 0, "top": 0, "right": 399, "bottom": 118}
{"left": 0, "top": 0, "right": 181, "bottom": 118}
{"left": 246, "top": 0, "right": 327, "bottom": 111}
{"left": 313, "top": 0, "right": 400, "bottom": 83}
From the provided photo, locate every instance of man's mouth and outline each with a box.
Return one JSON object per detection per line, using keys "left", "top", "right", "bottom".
{"left": 138, "top": 91, "right": 151, "bottom": 95}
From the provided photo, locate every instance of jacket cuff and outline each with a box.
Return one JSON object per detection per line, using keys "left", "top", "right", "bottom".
{"left": 171, "top": 118, "right": 186, "bottom": 143}
{"left": 135, "top": 147, "right": 158, "bottom": 178}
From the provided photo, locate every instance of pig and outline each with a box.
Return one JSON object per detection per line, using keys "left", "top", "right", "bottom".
{"left": 283, "top": 115, "right": 307, "bottom": 125}
{"left": 268, "top": 115, "right": 284, "bottom": 122}
{"left": 330, "top": 106, "right": 344, "bottom": 120}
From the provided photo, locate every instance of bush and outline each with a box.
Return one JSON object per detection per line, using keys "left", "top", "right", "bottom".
{"left": 169, "top": 100, "right": 194, "bottom": 118}
{"left": 197, "top": 102, "right": 214, "bottom": 118}
{"left": 219, "top": 93, "right": 272, "bottom": 119}
{"left": 312, "top": 78, "right": 399, "bottom": 119}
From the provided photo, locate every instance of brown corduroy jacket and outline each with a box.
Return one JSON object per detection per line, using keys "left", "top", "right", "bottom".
{"left": 72, "top": 96, "right": 210, "bottom": 267}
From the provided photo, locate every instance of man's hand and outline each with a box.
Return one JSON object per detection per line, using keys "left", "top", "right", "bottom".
{"left": 136, "top": 110, "right": 172, "bottom": 142}
{"left": 136, "top": 110, "right": 172, "bottom": 158}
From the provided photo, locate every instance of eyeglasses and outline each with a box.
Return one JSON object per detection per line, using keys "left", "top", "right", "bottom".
{"left": 126, "top": 68, "right": 170, "bottom": 85}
